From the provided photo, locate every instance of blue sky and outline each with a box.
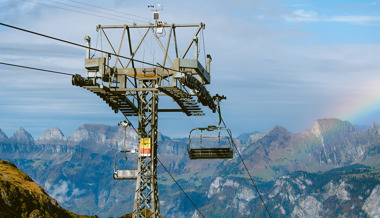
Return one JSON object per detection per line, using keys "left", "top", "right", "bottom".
{"left": 1, "top": 0, "right": 380, "bottom": 138}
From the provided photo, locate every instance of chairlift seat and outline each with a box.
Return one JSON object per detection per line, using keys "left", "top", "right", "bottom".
{"left": 113, "top": 169, "right": 138, "bottom": 180}
{"left": 188, "top": 148, "right": 233, "bottom": 159}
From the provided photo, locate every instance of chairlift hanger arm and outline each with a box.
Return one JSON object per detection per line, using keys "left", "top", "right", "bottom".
{"left": 213, "top": 94, "right": 227, "bottom": 127}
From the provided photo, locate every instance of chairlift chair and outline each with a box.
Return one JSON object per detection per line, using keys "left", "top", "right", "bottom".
{"left": 113, "top": 120, "right": 138, "bottom": 180}
{"left": 187, "top": 94, "right": 234, "bottom": 159}
{"left": 113, "top": 150, "right": 138, "bottom": 180}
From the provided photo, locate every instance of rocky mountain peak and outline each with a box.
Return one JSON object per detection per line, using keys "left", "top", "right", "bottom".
{"left": 311, "top": 118, "right": 358, "bottom": 137}
{"left": 10, "top": 127, "right": 34, "bottom": 145}
{"left": 265, "top": 125, "right": 290, "bottom": 136}
{"left": 370, "top": 122, "right": 380, "bottom": 131}
{"left": 69, "top": 124, "right": 138, "bottom": 152}
{"left": 237, "top": 132, "right": 260, "bottom": 144}
{"left": 247, "top": 132, "right": 265, "bottom": 144}
{"left": 366, "top": 122, "right": 380, "bottom": 137}
{"left": 0, "top": 129, "right": 8, "bottom": 141}
{"left": 36, "top": 128, "right": 66, "bottom": 145}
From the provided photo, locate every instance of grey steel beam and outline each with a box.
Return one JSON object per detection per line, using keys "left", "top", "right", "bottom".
{"left": 157, "top": 109, "right": 183, "bottom": 112}
{"left": 181, "top": 24, "right": 204, "bottom": 59}
{"left": 162, "top": 25, "right": 173, "bottom": 68}
{"left": 173, "top": 27, "right": 179, "bottom": 58}
{"left": 100, "top": 28, "right": 124, "bottom": 68}
{"left": 113, "top": 25, "right": 126, "bottom": 71}
{"left": 151, "top": 28, "right": 173, "bottom": 66}
{"left": 100, "top": 23, "right": 203, "bottom": 29}
{"left": 109, "top": 87, "right": 158, "bottom": 92}
{"left": 125, "top": 27, "right": 151, "bottom": 68}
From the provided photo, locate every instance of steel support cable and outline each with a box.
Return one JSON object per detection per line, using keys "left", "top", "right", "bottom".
{"left": 18, "top": 0, "right": 134, "bottom": 24}
{"left": 43, "top": 0, "right": 148, "bottom": 23}
{"left": 65, "top": 0, "right": 150, "bottom": 21}
{"left": 157, "top": 157, "right": 205, "bottom": 218}
{"left": 0, "top": 62, "right": 74, "bottom": 76}
{"left": 221, "top": 118, "right": 272, "bottom": 218}
{"left": 0, "top": 23, "right": 175, "bottom": 72}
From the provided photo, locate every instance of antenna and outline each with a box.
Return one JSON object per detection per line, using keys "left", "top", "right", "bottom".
{"left": 148, "top": 4, "right": 164, "bottom": 34}
{"left": 148, "top": 4, "right": 163, "bottom": 21}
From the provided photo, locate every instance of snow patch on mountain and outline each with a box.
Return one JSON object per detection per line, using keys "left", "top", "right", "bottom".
{"left": 231, "top": 186, "right": 256, "bottom": 216}
{"left": 274, "top": 204, "right": 286, "bottom": 215}
{"left": 362, "top": 185, "right": 380, "bottom": 217}
{"left": 207, "top": 177, "right": 239, "bottom": 198}
{"left": 291, "top": 196, "right": 322, "bottom": 218}
{"left": 323, "top": 180, "right": 352, "bottom": 201}
{"left": 269, "top": 174, "right": 313, "bottom": 204}
{"left": 207, "top": 177, "right": 223, "bottom": 198}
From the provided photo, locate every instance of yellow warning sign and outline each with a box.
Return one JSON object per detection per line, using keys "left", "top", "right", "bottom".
{"left": 140, "top": 138, "right": 151, "bottom": 157}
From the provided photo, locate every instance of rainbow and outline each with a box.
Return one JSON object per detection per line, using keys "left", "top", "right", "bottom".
{"left": 332, "top": 77, "right": 380, "bottom": 125}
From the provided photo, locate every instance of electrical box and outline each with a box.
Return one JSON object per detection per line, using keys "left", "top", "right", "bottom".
{"left": 156, "top": 21, "right": 164, "bottom": 34}
{"left": 85, "top": 57, "right": 105, "bottom": 78}
{"left": 140, "top": 138, "right": 151, "bottom": 157}
{"left": 153, "top": 12, "right": 159, "bottom": 21}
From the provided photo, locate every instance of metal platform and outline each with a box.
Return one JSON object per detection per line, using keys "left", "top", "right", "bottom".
{"left": 158, "top": 86, "right": 191, "bottom": 99}
{"left": 158, "top": 86, "right": 205, "bottom": 116}
{"left": 188, "top": 148, "right": 233, "bottom": 159}
{"left": 82, "top": 85, "right": 138, "bottom": 117}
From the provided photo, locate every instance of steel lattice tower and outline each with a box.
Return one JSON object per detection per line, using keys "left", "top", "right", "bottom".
{"left": 72, "top": 22, "right": 218, "bottom": 217}
{"left": 134, "top": 80, "right": 160, "bottom": 216}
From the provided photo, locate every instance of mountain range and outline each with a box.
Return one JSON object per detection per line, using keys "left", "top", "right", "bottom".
{"left": 0, "top": 118, "right": 379, "bottom": 217}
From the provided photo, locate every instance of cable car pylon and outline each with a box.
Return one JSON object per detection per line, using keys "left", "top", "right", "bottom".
{"left": 71, "top": 10, "right": 227, "bottom": 216}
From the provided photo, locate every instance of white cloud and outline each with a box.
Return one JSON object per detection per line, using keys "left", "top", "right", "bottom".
{"left": 285, "top": 10, "right": 319, "bottom": 22}
{"left": 50, "top": 180, "right": 71, "bottom": 203}
{"left": 285, "top": 10, "right": 380, "bottom": 24}
{"left": 49, "top": 180, "right": 85, "bottom": 203}
{"left": 330, "top": 15, "right": 380, "bottom": 23}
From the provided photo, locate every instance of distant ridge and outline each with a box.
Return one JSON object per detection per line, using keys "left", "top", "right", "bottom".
{"left": 0, "top": 118, "right": 379, "bottom": 217}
